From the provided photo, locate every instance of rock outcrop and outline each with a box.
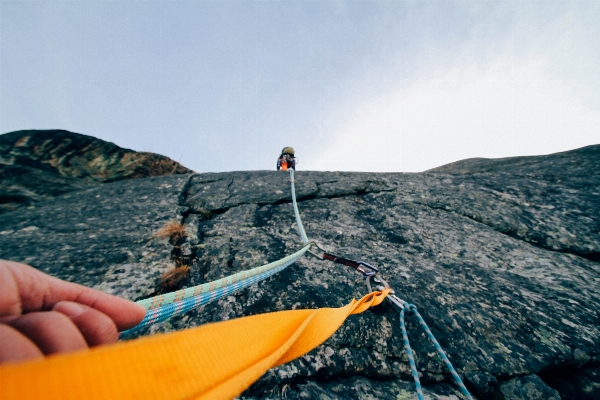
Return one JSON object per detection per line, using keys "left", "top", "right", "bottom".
{"left": 428, "top": 144, "right": 599, "bottom": 184}
{"left": 0, "top": 144, "right": 598, "bottom": 399}
{"left": 0, "top": 129, "right": 193, "bottom": 213}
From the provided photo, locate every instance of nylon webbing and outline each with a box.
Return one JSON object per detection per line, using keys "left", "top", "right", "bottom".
{"left": 0, "top": 290, "right": 389, "bottom": 400}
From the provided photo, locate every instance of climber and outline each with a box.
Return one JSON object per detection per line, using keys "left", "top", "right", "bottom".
{"left": 276, "top": 147, "right": 296, "bottom": 171}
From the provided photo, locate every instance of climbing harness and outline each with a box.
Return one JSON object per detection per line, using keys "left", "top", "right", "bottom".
{"left": 277, "top": 147, "right": 296, "bottom": 171}
{"left": 277, "top": 154, "right": 296, "bottom": 171}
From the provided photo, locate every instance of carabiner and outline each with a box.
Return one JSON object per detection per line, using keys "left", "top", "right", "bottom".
{"left": 356, "top": 261, "right": 378, "bottom": 277}
{"left": 366, "top": 274, "right": 405, "bottom": 311}
{"left": 322, "top": 253, "right": 379, "bottom": 277}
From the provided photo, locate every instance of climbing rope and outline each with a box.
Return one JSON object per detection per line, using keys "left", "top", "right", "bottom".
{"left": 363, "top": 274, "right": 472, "bottom": 399}
{"left": 136, "top": 244, "right": 311, "bottom": 311}
{"left": 121, "top": 244, "right": 310, "bottom": 337}
{"left": 399, "top": 303, "right": 473, "bottom": 400}
{"left": 123, "top": 166, "right": 472, "bottom": 399}
{"left": 399, "top": 305, "right": 425, "bottom": 399}
{"left": 289, "top": 168, "right": 309, "bottom": 244}
{"left": 122, "top": 168, "right": 312, "bottom": 336}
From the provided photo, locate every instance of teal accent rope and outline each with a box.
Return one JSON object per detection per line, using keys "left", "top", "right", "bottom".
{"left": 120, "top": 246, "right": 309, "bottom": 338}
{"left": 399, "top": 306, "right": 424, "bottom": 400}
{"left": 137, "top": 244, "right": 311, "bottom": 311}
{"left": 399, "top": 303, "right": 473, "bottom": 400}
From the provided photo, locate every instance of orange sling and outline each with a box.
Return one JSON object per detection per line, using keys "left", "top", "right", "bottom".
{"left": 0, "top": 290, "right": 389, "bottom": 400}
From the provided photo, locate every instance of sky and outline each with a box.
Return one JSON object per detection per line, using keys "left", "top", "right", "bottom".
{"left": 1, "top": 1, "right": 599, "bottom": 173}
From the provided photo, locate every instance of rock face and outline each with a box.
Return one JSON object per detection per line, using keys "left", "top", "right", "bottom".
{"left": 428, "top": 144, "right": 599, "bottom": 185}
{"left": 0, "top": 144, "right": 599, "bottom": 399}
{"left": 0, "top": 129, "right": 193, "bottom": 213}
{"left": 500, "top": 375, "right": 561, "bottom": 400}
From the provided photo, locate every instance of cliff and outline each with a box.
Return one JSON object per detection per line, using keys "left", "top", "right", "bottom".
{"left": 0, "top": 129, "right": 193, "bottom": 213}
{"left": 0, "top": 143, "right": 598, "bottom": 399}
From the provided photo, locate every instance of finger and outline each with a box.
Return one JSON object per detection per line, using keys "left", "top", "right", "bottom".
{"left": 50, "top": 283, "right": 147, "bottom": 332}
{"left": 0, "top": 261, "right": 23, "bottom": 316}
{"left": 1, "top": 260, "right": 146, "bottom": 330}
{"left": 2, "top": 311, "right": 88, "bottom": 355}
{"left": 53, "top": 301, "right": 119, "bottom": 347}
{"left": 0, "top": 324, "right": 43, "bottom": 363}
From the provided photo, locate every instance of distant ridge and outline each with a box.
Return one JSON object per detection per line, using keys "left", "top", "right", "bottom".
{"left": 427, "top": 144, "right": 600, "bottom": 180}
{"left": 0, "top": 129, "right": 194, "bottom": 213}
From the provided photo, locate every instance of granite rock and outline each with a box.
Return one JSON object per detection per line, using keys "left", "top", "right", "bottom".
{"left": 0, "top": 129, "right": 193, "bottom": 213}
{"left": 428, "top": 144, "right": 599, "bottom": 185}
{"left": 0, "top": 144, "right": 599, "bottom": 399}
{"left": 0, "top": 174, "right": 191, "bottom": 301}
{"left": 500, "top": 374, "right": 561, "bottom": 400}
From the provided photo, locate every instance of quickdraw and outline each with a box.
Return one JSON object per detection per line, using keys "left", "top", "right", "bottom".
{"left": 319, "top": 252, "right": 473, "bottom": 400}
{"left": 309, "top": 246, "right": 378, "bottom": 277}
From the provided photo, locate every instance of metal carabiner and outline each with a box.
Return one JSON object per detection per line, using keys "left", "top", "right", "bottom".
{"left": 356, "top": 261, "right": 378, "bottom": 277}
{"left": 310, "top": 244, "right": 379, "bottom": 278}
{"left": 366, "top": 274, "right": 405, "bottom": 311}
{"left": 306, "top": 241, "right": 326, "bottom": 259}
{"left": 366, "top": 274, "right": 389, "bottom": 292}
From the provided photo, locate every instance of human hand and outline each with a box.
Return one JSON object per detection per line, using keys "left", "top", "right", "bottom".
{"left": 0, "top": 259, "right": 146, "bottom": 364}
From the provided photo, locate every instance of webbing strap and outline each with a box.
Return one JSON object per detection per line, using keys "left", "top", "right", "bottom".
{"left": 0, "top": 290, "right": 389, "bottom": 400}
{"left": 323, "top": 253, "right": 359, "bottom": 268}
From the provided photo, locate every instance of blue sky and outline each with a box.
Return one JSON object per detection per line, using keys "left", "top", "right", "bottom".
{"left": 1, "top": 1, "right": 599, "bottom": 172}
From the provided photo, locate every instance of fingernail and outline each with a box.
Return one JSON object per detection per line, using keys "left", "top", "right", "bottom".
{"left": 55, "top": 302, "right": 84, "bottom": 318}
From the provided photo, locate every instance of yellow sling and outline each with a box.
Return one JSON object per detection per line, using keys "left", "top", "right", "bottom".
{"left": 0, "top": 289, "right": 389, "bottom": 400}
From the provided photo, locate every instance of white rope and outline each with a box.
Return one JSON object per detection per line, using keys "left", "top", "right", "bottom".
{"left": 289, "top": 168, "right": 309, "bottom": 244}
